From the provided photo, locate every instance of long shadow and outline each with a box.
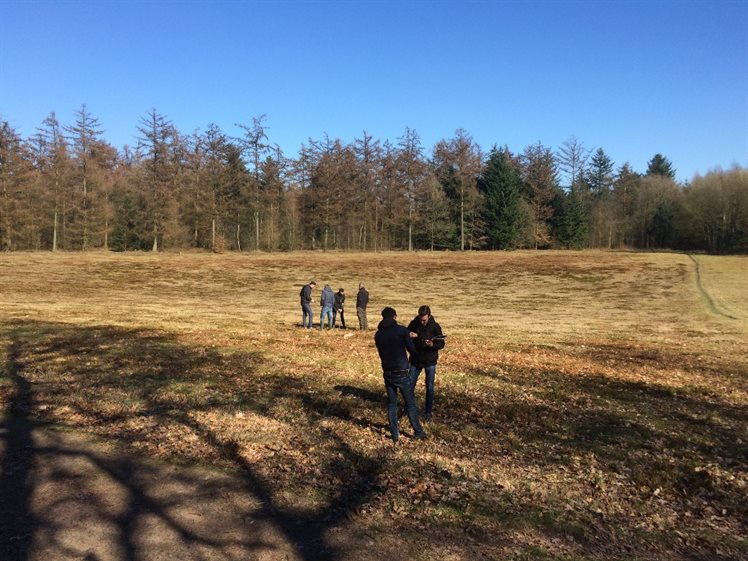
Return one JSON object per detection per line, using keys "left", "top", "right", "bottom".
{"left": 1, "top": 320, "right": 389, "bottom": 561}
{"left": 12, "top": 318, "right": 746, "bottom": 559}
{"left": 449, "top": 357, "right": 747, "bottom": 558}
{"left": 0, "top": 330, "right": 35, "bottom": 561}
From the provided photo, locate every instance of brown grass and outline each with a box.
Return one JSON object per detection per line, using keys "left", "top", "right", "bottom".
{"left": 1, "top": 250, "right": 746, "bottom": 560}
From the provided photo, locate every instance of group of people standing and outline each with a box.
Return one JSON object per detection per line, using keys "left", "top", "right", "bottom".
{"left": 375, "top": 305, "right": 445, "bottom": 443}
{"left": 299, "top": 281, "right": 445, "bottom": 444}
{"left": 299, "top": 280, "right": 370, "bottom": 331}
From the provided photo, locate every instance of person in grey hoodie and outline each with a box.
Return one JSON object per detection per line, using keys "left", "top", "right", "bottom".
{"left": 319, "top": 284, "right": 335, "bottom": 330}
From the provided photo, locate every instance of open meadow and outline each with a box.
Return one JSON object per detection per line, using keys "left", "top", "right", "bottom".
{"left": 1, "top": 250, "right": 746, "bottom": 561}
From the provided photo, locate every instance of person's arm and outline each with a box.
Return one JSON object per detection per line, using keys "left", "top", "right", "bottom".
{"left": 404, "top": 329, "right": 417, "bottom": 355}
{"left": 431, "top": 322, "right": 446, "bottom": 350}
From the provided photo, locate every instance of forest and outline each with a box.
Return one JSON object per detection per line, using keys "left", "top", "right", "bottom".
{"left": 1, "top": 106, "right": 746, "bottom": 254}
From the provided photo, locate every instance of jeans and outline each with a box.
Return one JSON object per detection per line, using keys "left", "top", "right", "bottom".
{"left": 410, "top": 364, "right": 436, "bottom": 419}
{"left": 320, "top": 306, "right": 333, "bottom": 329}
{"left": 301, "top": 303, "right": 313, "bottom": 329}
{"left": 384, "top": 370, "right": 424, "bottom": 441}
{"left": 333, "top": 308, "right": 345, "bottom": 328}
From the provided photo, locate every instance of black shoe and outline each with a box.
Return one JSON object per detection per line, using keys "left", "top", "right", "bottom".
{"left": 414, "top": 432, "right": 427, "bottom": 440}
{"left": 391, "top": 434, "right": 399, "bottom": 444}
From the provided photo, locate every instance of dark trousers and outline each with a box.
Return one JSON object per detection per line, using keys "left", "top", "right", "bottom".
{"left": 333, "top": 308, "right": 345, "bottom": 328}
{"left": 410, "top": 364, "right": 436, "bottom": 419}
{"left": 357, "top": 307, "right": 368, "bottom": 330}
{"left": 301, "top": 303, "right": 313, "bottom": 328}
{"left": 384, "top": 370, "right": 424, "bottom": 440}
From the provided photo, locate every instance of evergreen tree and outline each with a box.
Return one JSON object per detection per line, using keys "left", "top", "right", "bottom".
{"left": 478, "top": 147, "right": 523, "bottom": 249}
{"left": 555, "top": 187, "right": 589, "bottom": 248}
{"left": 646, "top": 153, "right": 676, "bottom": 180}
{"left": 587, "top": 148, "right": 615, "bottom": 195}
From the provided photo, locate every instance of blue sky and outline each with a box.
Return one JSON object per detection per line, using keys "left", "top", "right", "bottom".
{"left": 1, "top": 0, "right": 747, "bottom": 183}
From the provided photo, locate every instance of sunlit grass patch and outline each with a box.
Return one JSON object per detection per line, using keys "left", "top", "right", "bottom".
{"left": 1, "top": 250, "right": 746, "bottom": 560}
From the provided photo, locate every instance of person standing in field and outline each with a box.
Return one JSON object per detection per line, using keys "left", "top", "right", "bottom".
{"left": 300, "top": 280, "right": 316, "bottom": 329}
{"left": 333, "top": 287, "right": 346, "bottom": 329}
{"left": 319, "top": 284, "right": 335, "bottom": 330}
{"left": 408, "top": 305, "right": 445, "bottom": 422}
{"left": 375, "top": 307, "right": 426, "bottom": 443}
{"left": 356, "top": 282, "right": 369, "bottom": 330}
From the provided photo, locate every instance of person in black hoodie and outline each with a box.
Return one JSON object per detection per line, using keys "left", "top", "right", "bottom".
{"left": 374, "top": 307, "right": 426, "bottom": 443}
{"left": 408, "top": 305, "right": 445, "bottom": 422}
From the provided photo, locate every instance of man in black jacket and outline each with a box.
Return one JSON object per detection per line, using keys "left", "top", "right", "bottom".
{"left": 299, "top": 281, "right": 316, "bottom": 329}
{"left": 356, "top": 282, "right": 369, "bottom": 330}
{"left": 408, "top": 305, "right": 445, "bottom": 422}
{"left": 333, "top": 288, "right": 346, "bottom": 329}
{"left": 374, "top": 307, "right": 426, "bottom": 443}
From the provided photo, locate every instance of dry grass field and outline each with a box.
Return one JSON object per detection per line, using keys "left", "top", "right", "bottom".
{"left": 1, "top": 250, "right": 746, "bottom": 561}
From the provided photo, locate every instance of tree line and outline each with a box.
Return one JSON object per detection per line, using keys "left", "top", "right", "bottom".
{"left": 1, "top": 106, "right": 746, "bottom": 254}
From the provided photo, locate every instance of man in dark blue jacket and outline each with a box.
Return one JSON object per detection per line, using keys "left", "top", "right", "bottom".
{"left": 374, "top": 307, "right": 426, "bottom": 443}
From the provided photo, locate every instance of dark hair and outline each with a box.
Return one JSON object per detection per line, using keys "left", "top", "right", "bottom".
{"left": 418, "top": 305, "right": 431, "bottom": 317}
{"left": 381, "top": 306, "right": 397, "bottom": 319}
{"left": 310, "top": 281, "right": 317, "bottom": 286}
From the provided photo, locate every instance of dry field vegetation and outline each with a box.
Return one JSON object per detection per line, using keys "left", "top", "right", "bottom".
{"left": 1, "top": 250, "right": 746, "bottom": 561}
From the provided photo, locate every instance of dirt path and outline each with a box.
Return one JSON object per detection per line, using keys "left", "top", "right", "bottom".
{"left": 687, "top": 254, "right": 740, "bottom": 320}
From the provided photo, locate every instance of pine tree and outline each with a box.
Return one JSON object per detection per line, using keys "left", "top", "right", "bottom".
{"left": 587, "top": 148, "right": 615, "bottom": 195}
{"left": 556, "top": 187, "right": 589, "bottom": 248}
{"left": 478, "top": 147, "right": 523, "bottom": 249}
{"left": 646, "top": 154, "right": 676, "bottom": 180}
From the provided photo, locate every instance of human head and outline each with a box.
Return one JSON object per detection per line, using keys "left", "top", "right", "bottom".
{"left": 418, "top": 305, "right": 431, "bottom": 325}
{"left": 381, "top": 307, "right": 397, "bottom": 320}
{"left": 338, "top": 288, "right": 344, "bottom": 293}
{"left": 310, "top": 281, "right": 317, "bottom": 288}
{"left": 359, "top": 282, "right": 365, "bottom": 289}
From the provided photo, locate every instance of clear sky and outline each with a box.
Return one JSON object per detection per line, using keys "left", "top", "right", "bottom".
{"left": 1, "top": 0, "right": 747, "bottom": 183}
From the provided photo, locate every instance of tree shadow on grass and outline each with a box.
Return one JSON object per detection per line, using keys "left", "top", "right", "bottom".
{"left": 0, "top": 320, "right": 389, "bottom": 561}
{"left": 450, "top": 353, "right": 747, "bottom": 560}
{"left": 0, "top": 332, "right": 35, "bottom": 561}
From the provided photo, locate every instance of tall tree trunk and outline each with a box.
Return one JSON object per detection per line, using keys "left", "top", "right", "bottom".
{"left": 52, "top": 209, "right": 58, "bottom": 252}
{"left": 255, "top": 209, "right": 259, "bottom": 250}
{"left": 460, "top": 183, "right": 465, "bottom": 251}
{"left": 211, "top": 217, "right": 216, "bottom": 252}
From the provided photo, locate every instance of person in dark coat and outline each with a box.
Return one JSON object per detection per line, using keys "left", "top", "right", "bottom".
{"left": 408, "top": 305, "right": 445, "bottom": 421}
{"left": 333, "top": 288, "right": 346, "bottom": 329}
{"left": 299, "top": 281, "right": 316, "bottom": 329}
{"left": 375, "top": 307, "right": 426, "bottom": 443}
{"left": 356, "top": 282, "right": 369, "bottom": 330}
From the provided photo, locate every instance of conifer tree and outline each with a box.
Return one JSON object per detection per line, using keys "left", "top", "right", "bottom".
{"left": 646, "top": 154, "right": 676, "bottom": 180}
{"left": 478, "top": 147, "right": 523, "bottom": 249}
